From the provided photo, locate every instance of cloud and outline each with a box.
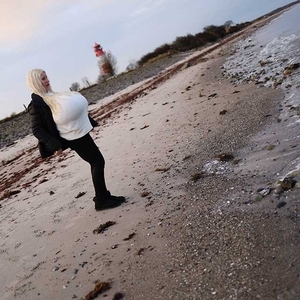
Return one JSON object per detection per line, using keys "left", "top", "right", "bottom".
{"left": 131, "top": 6, "right": 148, "bottom": 16}
{"left": 130, "top": 0, "right": 167, "bottom": 17}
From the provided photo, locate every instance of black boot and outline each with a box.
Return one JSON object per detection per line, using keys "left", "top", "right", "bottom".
{"left": 105, "top": 191, "right": 126, "bottom": 203}
{"left": 93, "top": 197, "right": 123, "bottom": 211}
{"left": 108, "top": 195, "right": 126, "bottom": 203}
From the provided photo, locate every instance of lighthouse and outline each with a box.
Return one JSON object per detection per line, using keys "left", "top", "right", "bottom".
{"left": 93, "top": 42, "right": 113, "bottom": 77}
{"left": 93, "top": 42, "right": 104, "bottom": 57}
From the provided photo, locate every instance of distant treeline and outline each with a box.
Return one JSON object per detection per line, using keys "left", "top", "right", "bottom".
{"left": 137, "top": 0, "right": 300, "bottom": 66}
{"left": 0, "top": 110, "right": 26, "bottom": 125}
{"left": 137, "top": 21, "right": 251, "bottom": 66}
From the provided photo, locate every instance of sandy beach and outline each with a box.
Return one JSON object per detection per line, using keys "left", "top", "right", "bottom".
{"left": 1, "top": 8, "right": 300, "bottom": 300}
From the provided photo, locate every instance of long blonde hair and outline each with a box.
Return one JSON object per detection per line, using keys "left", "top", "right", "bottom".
{"left": 26, "top": 69, "right": 73, "bottom": 114}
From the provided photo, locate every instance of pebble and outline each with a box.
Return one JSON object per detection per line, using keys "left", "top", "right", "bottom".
{"left": 258, "top": 187, "right": 271, "bottom": 196}
{"left": 274, "top": 186, "right": 284, "bottom": 194}
{"left": 276, "top": 201, "right": 287, "bottom": 208}
{"left": 252, "top": 194, "right": 263, "bottom": 202}
{"left": 280, "top": 177, "right": 296, "bottom": 190}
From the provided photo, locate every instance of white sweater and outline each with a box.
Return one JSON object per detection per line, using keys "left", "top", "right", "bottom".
{"left": 52, "top": 92, "right": 93, "bottom": 140}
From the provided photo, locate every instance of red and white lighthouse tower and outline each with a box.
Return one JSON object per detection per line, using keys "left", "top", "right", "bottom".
{"left": 93, "top": 42, "right": 113, "bottom": 77}
{"left": 93, "top": 42, "right": 104, "bottom": 57}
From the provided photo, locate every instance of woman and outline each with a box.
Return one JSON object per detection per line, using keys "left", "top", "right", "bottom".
{"left": 26, "top": 69, "right": 125, "bottom": 211}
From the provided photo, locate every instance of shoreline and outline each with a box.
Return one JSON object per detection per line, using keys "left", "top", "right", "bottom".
{"left": 1, "top": 5, "right": 300, "bottom": 300}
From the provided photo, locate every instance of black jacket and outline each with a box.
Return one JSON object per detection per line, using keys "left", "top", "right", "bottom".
{"left": 28, "top": 93, "right": 98, "bottom": 158}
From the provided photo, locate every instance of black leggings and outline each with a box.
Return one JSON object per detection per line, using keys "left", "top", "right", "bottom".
{"left": 63, "top": 133, "right": 108, "bottom": 200}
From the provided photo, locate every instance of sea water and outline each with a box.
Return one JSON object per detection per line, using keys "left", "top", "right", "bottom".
{"left": 223, "top": 3, "right": 300, "bottom": 177}
{"left": 223, "top": 4, "right": 300, "bottom": 179}
{"left": 224, "top": 3, "right": 300, "bottom": 119}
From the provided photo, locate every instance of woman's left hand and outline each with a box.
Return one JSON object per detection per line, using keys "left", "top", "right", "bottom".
{"left": 54, "top": 149, "right": 63, "bottom": 155}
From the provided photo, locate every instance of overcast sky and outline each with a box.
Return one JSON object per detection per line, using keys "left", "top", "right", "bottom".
{"left": 0, "top": 0, "right": 295, "bottom": 119}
